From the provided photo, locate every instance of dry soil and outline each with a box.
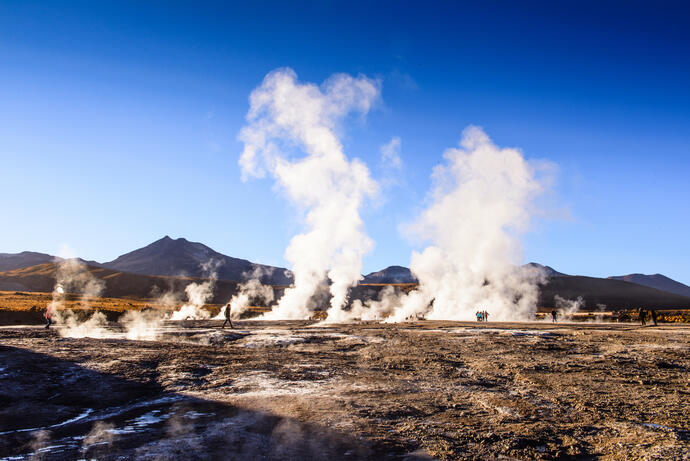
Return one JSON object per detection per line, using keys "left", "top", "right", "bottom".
{"left": 0, "top": 321, "right": 688, "bottom": 460}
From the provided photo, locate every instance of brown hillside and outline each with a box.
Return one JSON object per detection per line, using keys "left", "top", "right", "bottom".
{"left": 0, "top": 263, "right": 245, "bottom": 304}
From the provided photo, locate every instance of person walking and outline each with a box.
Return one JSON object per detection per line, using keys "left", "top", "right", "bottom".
{"left": 639, "top": 308, "right": 646, "bottom": 326}
{"left": 44, "top": 307, "right": 53, "bottom": 329}
{"left": 551, "top": 310, "right": 558, "bottom": 323}
{"left": 222, "top": 303, "right": 233, "bottom": 329}
{"left": 650, "top": 309, "right": 658, "bottom": 326}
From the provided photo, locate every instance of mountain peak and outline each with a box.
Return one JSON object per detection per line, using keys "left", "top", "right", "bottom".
{"left": 103, "top": 237, "right": 292, "bottom": 284}
{"left": 0, "top": 251, "right": 56, "bottom": 272}
{"left": 362, "top": 265, "right": 417, "bottom": 284}
{"left": 608, "top": 273, "right": 690, "bottom": 298}
{"left": 523, "top": 262, "right": 566, "bottom": 277}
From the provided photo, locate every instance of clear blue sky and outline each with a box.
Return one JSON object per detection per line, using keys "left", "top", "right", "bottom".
{"left": 1, "top": 1, "right": 689, "bottom": 283}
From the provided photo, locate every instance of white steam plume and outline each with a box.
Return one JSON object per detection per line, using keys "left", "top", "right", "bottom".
{"left": 555, "top": 295, "right": 584, "bottom": 317}
{"left": 45, "top": 255, "right": 168, "bottom": 340}
{"left": 239, "top": 68, "right": 380, "bottom": 320}
{"left": 46, "top": 257, "right": 110, "bottom": 338}
{"left": 119, "top": 309, "right": 165, "bottom": 341}
{"left": 386, "top": 126, "right": 549, "bottom": 322}
{"left": 348, "top": 285, "right": 404, "bottom": 321}
{"left": 214, "top": 267, "right": 275, "bottom": 320}
{"left": 170, "top": 259, "right": 222, "bottom": 320}
{"left": 149, "top": 283, "right": 182, "bottom": 310}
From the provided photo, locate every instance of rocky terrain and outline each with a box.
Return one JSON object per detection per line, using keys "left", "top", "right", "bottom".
{"left": 1, "top": 321, "right": 688, "bottom": 460}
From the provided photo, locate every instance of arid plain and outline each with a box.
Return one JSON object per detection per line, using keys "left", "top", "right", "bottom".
{"left": 1, "top": 320, "right": 688, "bottom": 460}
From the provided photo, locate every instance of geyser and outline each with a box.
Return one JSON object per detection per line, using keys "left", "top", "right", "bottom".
{"left": 239, "top": 68, "right": 380, "bottom": 320}
{"left": 46, "top": 257, "right": 109, "bottom": 338}
{"left": 170, "top": 259, "right": 222, "bottom": 320}
{"left": 386, "top": 126, "right": 549, "bottom": 322}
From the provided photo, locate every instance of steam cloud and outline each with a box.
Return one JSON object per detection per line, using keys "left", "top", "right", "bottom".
{"left": 47, "top": 255, "right": 227, "bottom": 338}
{"left": 47, "top": 257, "right": 110, "bottom": 338}
{"left": 149, "top": 283, "right": 182, "bottom": 310}
{"left": 120, "top": 309, "right": 165, "bottom": 340}
{"left": 555, "top": 295, "right": 584, "bottom": 317}
{"left": 46, "top": 257, "right": 165, "bottom": 339}
{"left": 239, "top": 68, "right": 380, "bottom": 320}
{"left": 214, "top": 267, "right": 275, "bottom": 320}
{"left": 383, "top": 127, "right": 549, "bottom": 322}
{"left": 349, "top": 285, "right": 403, "bottom": 321}
{"left": 170, "top": 260, "right": 222, "bottom": 320}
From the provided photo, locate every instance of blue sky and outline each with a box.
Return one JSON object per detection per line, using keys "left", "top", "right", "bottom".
{"left": 1, "top": 1, "right": 689, "bottom": 283}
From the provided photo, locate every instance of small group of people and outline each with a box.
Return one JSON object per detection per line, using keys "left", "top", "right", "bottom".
{"left": 475, "top": 310, "right": 489, "bottom": 322}
{"left": 639, "top": 307, "right": 658, "bottom": 326}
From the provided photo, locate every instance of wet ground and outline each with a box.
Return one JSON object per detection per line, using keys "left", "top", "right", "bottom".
{"left": 1, "top": 321, "right": 689, "bottom": 460}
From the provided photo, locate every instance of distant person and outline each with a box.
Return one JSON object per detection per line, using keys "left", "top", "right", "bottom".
{"left": 484, "top": 311, "right": 489, "bottom": 322}
{"left": 222, "top": 303, "right": 233, "bottom": 329}
{"left": 551, "top": 310, "right": 558, "bottom": 323}
{"left": 650, "top": 309, "right": 658, "bottom": 326}
{"left": 44, "top": 307, "right": 53, "bottom": 329}
{"left": 476, "top": 311, "right": 482, "bottom": 322}
{"left": 639, "top": 308, "right": 646, "bottom": 326}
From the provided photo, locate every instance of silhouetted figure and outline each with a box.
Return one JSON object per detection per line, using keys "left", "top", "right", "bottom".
{"left": 551, "top": 310, "right": 558, "bottom": 323}
{"left": 44, "top": 308, "right": 53, "bottom": 329}
{"left": 650, "top": 309, "right": 658, "bottom": 326}
{"left": 639, "top": 308, "right": 646, "bottom": 325}
{"left": 222, "top": 303, "right": 233, "bottom": 329}
{"left": 483, "top": 310, "right": 489, "bottom": 322}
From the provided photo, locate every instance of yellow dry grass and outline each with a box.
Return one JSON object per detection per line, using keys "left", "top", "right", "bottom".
{"left": 0, "top": 290, "right": 168, "bottom": 312}
{"left": 4, "top": 290, "right": 685, "bottom": 322}
{"left": 0, "top": 291, "right": 271, "bottom": 317}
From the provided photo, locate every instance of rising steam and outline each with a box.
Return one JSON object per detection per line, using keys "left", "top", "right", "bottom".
{"left": 239, "top": 68, "right": 380, "bottom": 320}
{"left": 214, "top": 267, "right": 275, "bottom": 320}
{"left": 47, "top": 257, "right": 110, "bottom": 338}
{"left": 555, "top": 295, "right": 584, "bottom": 316}
{"left": 170, "top": 259, "right": 222, "bottom": 320}
{"left": 384, "top": 127, "right": 549, "bottom": 322}
{"left": 120, "top": 309, "right": 165, "bottom": 340}
{"left": 348, "top": 285, "right": 403, "bottom": 321}
{"left": 46, "top": 257, "right": 166, "bottom": 339}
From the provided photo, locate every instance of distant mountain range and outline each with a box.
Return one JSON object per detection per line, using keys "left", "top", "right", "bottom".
{"left": 0, "top": 237, "right": 292, "bottom": 286}
{"left": 538, "top": 275, "right": 690, "bottom": 310}
{"left": 608, "top": 273, "right": 690, "bottom": 298}
{"left": 0, "top": 251, "right": 101, "bottom": 272}
{"left": 361, "top": 262, "right": 566, "bottom": 284}
{"left": 102, "top": 236, "right": 293, "bottom": 285}
{"left": 522, "top": 262, "right": 567, "bottom": 277}
{"left": 0, "top": 263, "right": 245, "bottom": 305}
{"left": 359, "top": 262, "right": 690, "bottom": 309}
{"left": 0, "top": 252, "right": 55, "bottom": 272}
{"left": 362, "top": 265, "right": 418, "bottom": 284}
{"left": 1, "top": 237, "right": 689, "bottom": 309}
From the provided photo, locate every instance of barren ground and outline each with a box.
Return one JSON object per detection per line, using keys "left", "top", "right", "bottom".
{"left": 1, "top": 321, "right": 688, "bottom": 460}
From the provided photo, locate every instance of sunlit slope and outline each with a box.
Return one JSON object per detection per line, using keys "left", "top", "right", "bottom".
{"left": 0, "top": 263, "right": 241, "bottom": 303}
{"left": 2, "top": 263, "right": 689, "bottom": 310}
